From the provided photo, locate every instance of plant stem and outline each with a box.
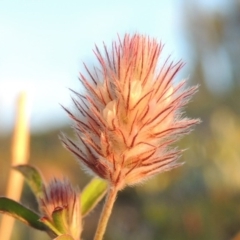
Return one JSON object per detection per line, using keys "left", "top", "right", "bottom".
{"left": 94, "top": 185, "right": 118, "bottom": 240}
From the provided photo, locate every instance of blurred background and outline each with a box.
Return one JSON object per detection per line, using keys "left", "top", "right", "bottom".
{"left": 1, "top": 0, "right": 240, "bottom": 239}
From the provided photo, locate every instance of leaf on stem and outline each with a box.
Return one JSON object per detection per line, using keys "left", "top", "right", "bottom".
{"left": 0, "top": 197, "right": 48, "bottom": 231}
{"left": 13, "top": 164, "right": 45, "bottom": 199}
{"left": 81, "top": 178, "right": 108, "bottom": 217}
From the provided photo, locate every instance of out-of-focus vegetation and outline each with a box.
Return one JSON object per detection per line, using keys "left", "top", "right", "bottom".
{"left": 1, "top": 1, "right": 240, "bottom": 239}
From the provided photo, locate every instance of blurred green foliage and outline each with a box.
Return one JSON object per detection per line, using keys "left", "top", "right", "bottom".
{"left": 1, "top": 1, "right": 240, "bottom": 239}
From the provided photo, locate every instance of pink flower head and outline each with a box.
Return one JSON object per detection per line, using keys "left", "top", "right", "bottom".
{"left": 39, "top": 178, "right": 81, "bottom": 239}
{"left": 62, "top": 34, "right": 200, "bottom": 190}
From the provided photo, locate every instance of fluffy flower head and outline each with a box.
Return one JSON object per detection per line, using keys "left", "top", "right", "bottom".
{"left": 63, "top": 34, "right": 200, "bottom": 190}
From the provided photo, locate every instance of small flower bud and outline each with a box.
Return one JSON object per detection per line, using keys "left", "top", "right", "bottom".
{"left": 39, "top": 178, "right": 81, "bottom": 240}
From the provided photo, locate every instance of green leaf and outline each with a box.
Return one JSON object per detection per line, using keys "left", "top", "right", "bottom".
{"left": 52, "top": 207, "right": 67, "bottom": 234}
{"left": 40, "top": 217, "right": 63, "bottom": 236}
{"left": 0, "top": 197, "right": 47, "bottom": 231}
{"left": 54, "top": 234, "right": 75, "bottom": 240}
{"left": 81, "top": 177, "right": 108, "bottom": 217}
{"left": 13, "top": 164, "right": 45, "bottom": 199}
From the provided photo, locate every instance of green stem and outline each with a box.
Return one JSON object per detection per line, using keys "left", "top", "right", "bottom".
{"left": 94, "top": 185, "right": 118, "bottom": 240}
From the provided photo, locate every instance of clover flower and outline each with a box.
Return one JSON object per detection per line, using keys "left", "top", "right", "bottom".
{"left": 62, "top": 34, "right": 200, "bottom": 190}
{"left": 39, "top": 178, "right": 81, "bottom": 240}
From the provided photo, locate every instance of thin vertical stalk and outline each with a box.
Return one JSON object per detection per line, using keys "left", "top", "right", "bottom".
{"left": 0, "top": 92, "right": 30, "bottom": 240}
{"left": 94, "top": 185, "right": 118, "bottom": 240}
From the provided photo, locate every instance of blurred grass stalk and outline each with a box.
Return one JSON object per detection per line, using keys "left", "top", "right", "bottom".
{"left": 0, "top": 92, "right": 30, "bottom": 240}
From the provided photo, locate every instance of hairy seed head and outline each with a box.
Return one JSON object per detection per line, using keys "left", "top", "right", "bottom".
{"left": 62, "top": 34, "right": 200, "bottom": 190}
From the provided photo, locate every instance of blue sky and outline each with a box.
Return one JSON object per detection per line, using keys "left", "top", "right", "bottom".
{"left": 0, "top": 0, "right": 227, "bottom": 133}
